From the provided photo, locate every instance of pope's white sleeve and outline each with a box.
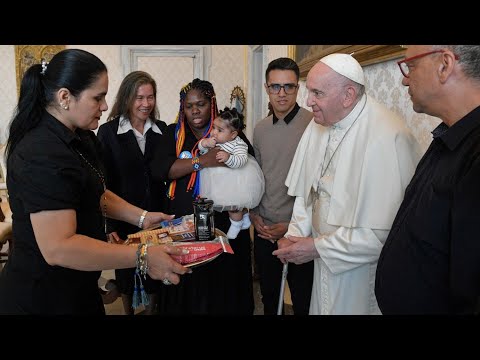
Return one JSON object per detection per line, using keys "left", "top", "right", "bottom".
{"left": 286, "top": 196, "right": 312, "bottom": 238}
{"left": 314, "top": 227, "right": 389, "bottom": 275}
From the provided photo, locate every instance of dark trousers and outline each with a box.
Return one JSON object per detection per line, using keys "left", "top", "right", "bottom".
{"left": 254, "top": 230, "right": 314, "bottom": 315}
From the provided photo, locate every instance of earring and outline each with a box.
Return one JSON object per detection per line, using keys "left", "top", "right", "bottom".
{"left": 60, "top": 103, "right": 69, "bottom": 110}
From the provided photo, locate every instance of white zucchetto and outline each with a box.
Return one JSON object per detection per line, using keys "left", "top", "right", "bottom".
{"left": 319, "top": 53, "right": 365, "bottom": 86}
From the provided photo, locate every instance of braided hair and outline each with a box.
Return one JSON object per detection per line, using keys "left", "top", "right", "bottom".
{"left": 218, "top": 106, "right": 245, "bottom": 132}
{"left": 167, "top": 78, "right": 218, "bottom": 199}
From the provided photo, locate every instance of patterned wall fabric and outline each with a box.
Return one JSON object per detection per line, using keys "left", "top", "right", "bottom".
{"left": 138, "top": 56, "right": 193, "bottom": 124}
{"left": 210, "top": 45, "right": 245, "bottom": 111}
{"left": 267, "top": 45, "right": 288, "bottom": 63}
{"left": 363, "top": 60, "right": 440, "bottom": 153}
{"left": 0, "top": 46, "right": 17, "bottom": 144}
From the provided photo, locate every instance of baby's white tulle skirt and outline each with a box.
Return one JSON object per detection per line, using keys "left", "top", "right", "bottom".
{"left": 200, "top": 155, "right": 265, "bottom": 212}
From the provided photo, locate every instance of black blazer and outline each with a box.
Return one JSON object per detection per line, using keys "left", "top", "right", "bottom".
{"left": 96, "top": 117, "right": 168, "bottom": 238}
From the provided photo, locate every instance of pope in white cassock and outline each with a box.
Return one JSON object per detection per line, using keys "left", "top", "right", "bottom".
{"left": 273, "top": 54, "right": 422, "bottom": 315}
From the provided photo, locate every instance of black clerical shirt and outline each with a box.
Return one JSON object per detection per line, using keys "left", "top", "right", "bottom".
{"left": 375, "top": 105, "right": 480, "bottom": 314}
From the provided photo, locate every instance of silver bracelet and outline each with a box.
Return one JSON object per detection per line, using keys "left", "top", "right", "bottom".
{"left": 138, "top": 210, "right": 148, "bottom": 229}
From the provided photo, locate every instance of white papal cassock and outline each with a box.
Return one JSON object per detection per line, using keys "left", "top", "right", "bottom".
{"left": 285, "top": 95, "right": 422, "bottom": 314}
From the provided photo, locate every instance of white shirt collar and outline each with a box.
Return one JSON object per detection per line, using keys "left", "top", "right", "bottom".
{"left": 117, "top": 115, "right": 162, "bottom": 135}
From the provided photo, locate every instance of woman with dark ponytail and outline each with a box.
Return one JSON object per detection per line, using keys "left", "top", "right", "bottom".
{"left": 151, "top": 79, "right": 255, "bottom": 315}
{"left": 0, "top": 49, "right": 190, "bottom": 315}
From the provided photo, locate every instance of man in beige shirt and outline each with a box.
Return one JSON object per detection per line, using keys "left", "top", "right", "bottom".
{"left": 251, "top": 57, "right": 313, "bottom": 315}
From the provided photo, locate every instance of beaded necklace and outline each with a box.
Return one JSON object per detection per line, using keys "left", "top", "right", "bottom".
{"left": 74, "top": 149, "right": 107, "bottom": 235}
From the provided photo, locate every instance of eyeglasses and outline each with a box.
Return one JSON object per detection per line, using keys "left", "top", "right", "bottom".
{"left": 397, "top": 50, "right": 460, "bottom": 78}
{"left": 267, "top": 83, "right": 298, "bottom": 95}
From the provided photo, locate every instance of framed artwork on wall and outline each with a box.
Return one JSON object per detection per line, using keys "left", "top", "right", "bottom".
{"left": 230, "top": 86, "right": 246, "bottom": 115}
{"left": 15, "top": 45, "right": 65, "bottom": 97}
{"left": 289, "top": 45, "right": 406, "bottom": 78}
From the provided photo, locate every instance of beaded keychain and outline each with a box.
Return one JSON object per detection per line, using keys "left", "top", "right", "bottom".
{"left": 132, "top": 243, "right": 150, "bottom": 309}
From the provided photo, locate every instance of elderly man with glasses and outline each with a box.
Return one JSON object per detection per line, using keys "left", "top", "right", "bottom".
{"left": 376, "top": 45, "right": 480, "bottom": 314}
{"left": 273, "top": 53, "right": 421, "bottom": 315}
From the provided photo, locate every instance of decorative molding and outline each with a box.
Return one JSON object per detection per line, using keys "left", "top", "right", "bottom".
{"left": 246, "top": 45, "right": 267, "bottom": 141}
{"left": 15, "top": 45, "right": 65, "bottom": 97}
{"left": 120, "top": 45, "right": 212, "bottom": 80}
{"left": 294, "top": 45, "right": 406, "bottom": 78}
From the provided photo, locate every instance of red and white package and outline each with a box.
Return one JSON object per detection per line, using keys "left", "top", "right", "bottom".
{"left": 170, "top": 236, "right": 234, "bottom": 267}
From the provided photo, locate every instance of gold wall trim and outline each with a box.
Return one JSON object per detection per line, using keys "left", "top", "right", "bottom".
{"left": 287, "top": 45, "right": 295, "bottom": 60}
{"left": 293, "top": 45, "right": 406, "bottom": 78}
{"left": 15, "top": 45, "right": 65, "bottom": 97}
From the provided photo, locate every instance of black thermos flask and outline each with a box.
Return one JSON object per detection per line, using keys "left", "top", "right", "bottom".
{"left": 193, "top": 197, "right": 215, "bottom": 241}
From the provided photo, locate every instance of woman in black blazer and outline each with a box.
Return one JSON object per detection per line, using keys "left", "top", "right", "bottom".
{"left": 97, "top": 71, "right": 167, "bottom": 315}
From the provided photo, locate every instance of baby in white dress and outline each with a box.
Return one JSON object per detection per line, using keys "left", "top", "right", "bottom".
{"left": 199, "top": 107, "right": 264, "bottom": 239}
